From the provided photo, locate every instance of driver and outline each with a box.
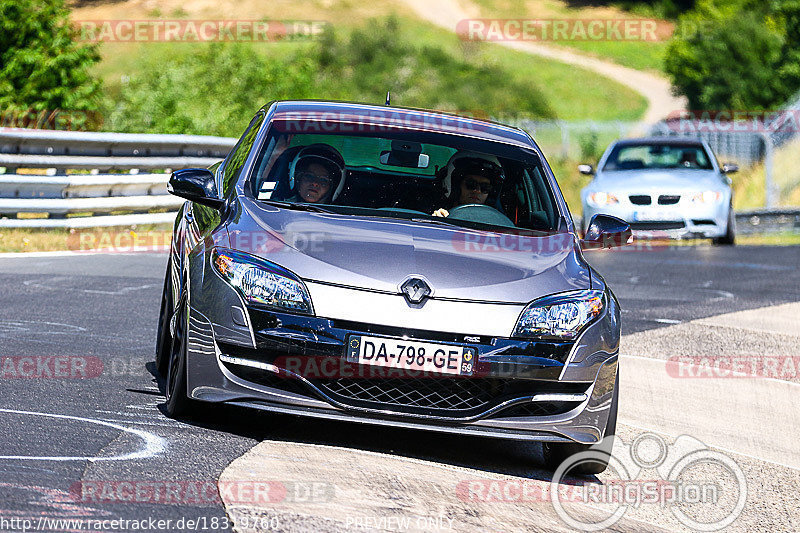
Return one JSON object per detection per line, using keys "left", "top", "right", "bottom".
{"left": 285, "top": 144, "right": 346, "bottom": 204}
{"left": 432, "top": 154, "right": 504, "bottom": 217}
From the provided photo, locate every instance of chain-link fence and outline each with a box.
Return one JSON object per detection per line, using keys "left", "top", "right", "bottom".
{"left": 502, "top": 90, "right": 800, "bottom": 208}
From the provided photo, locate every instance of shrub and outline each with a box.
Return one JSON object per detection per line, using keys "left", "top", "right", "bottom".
{"left": 0, "top": 0, "right": 102, "bottom": 128}
{"left": 665, "top": 0, "right": 800, "bottom": 110}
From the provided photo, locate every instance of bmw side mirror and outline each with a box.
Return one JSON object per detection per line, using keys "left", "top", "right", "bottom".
{"left": 168, "top": 168, "right": 224, "bottom": 210}
{"left": 578, "top": 164, "right": 594, "bottom": 175}
{"left": 721, "top": 163, "right": 738, "bottom": 174}
{"left": 581, "top": 214, "right": 632, "bottom": 250}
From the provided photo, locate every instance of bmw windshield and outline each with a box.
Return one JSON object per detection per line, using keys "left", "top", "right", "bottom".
{"left": 246, "top": 127, "right": 561, "bottom": 233}
{"left": 602, "top": 143, "right": 714, "bottom": 171}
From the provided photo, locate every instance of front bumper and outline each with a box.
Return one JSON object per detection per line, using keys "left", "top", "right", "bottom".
{"left": 184, "top": 281, "right": 621, "bottom": 444}
{"left": 582, "top": 197, "right": 730, "bottom": 239}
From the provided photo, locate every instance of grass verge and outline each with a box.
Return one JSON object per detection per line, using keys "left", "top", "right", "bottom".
{"left": 470, "top": 0, "right": 671, "bottom": 72}
{"left": 0, "top": 225, "right": 173, "bottom": 253}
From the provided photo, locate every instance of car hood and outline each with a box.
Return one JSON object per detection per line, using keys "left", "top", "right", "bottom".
{"left": 226, "top": 197, "right": 591, "bottom": 304}
{"left": 592, "top": 169, "right": 724, "bottom": 192}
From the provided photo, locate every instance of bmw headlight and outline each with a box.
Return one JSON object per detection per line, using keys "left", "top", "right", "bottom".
{"left": 513, "top": 290, "right": 604, "bottom": 340}
{"left": 587, "top": 192, "right": 619, "bottom": 207}
{"left": 212, "top": 248, "right": 313, "bottom": 314}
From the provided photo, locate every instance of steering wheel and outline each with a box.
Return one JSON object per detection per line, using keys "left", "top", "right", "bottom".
{"left": 446, "top": 204, "right": 516, "bottom": 227}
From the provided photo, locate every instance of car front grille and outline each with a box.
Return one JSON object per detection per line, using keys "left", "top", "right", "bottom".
{"left": 629, "top": 221, "right": 686, "bottom": 230}
{"left": 658, "top": 195, "right": 681, "bottom": 205}
{"left": 312, "top": 377, "right": 590, "bottom": 418}
{"left": 629, "top": 195, "right": 651, "bottom": 205}
{"left": 315, "top": 377, "right": 503, "bottom": 412}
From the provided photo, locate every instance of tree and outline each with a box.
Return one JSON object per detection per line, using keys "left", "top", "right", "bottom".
{"left": 0, "top": 0, "right": 102, "bottom": 128}
{"left": 665, "top": 0, "right": 800, "bottom": 110}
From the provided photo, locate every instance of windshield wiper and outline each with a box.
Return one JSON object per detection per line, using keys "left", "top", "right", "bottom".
{"left": 258, "top": 200, "right": 333, "bottom": 213}
{"left": 410, "top": 217, "right": 462, "bottom": 227}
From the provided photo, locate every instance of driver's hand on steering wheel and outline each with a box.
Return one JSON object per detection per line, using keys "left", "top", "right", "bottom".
{"left": 432, "top": 208, "right": 449, "bottom": 217}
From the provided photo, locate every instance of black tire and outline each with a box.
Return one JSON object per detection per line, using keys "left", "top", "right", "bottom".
{"left": 712, "top": 207, "right": 736, "bottom": 246}
{"left": 155, "top": 261, "right": 173, "bottom": 377}
{"left": 164, "top": 293, "right": 195, "bottom": 418}
{"left": 543, "top": 372, "right": 619, "bottom": 476}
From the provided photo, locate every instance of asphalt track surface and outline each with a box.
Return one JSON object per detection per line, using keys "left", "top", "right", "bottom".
{"left": 0, "top": 245, "right": 797, "bottom": 532}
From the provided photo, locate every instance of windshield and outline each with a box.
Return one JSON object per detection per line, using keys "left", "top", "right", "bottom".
{"left": 246, "top": 126, "right": 560, "bottom": 233}
{"left": 602, "top": 143, "right": 714, "bottom": 171}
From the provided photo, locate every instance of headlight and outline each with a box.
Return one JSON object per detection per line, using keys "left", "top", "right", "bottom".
{"left": 212, "top": 248, "right": 313, "bottom": 314}
{"left": 587, "top": 192, "right": 619, "bottom": 207}
{"left": 513, "top": 290, "right": 604, "bottom": 340}
{"left": 691, "top": 190, "right": 722, "bottom": 203}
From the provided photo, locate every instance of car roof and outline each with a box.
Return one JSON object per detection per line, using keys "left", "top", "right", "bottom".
{"left": 612, "top": 136, "right": 705, "bottom": 147}
{"left": 265, "top": 100, "right": 535, "bottom": 148}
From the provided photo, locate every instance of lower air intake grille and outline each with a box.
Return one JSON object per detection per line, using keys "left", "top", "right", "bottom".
{"left": 629, "top": 221, "right": 685, "bottom": 230}
{"left": 495, "top": 400, "right": 583, "bottom": 418}
{"left": 315, "top": 377, "right": 507, "bottom": 412}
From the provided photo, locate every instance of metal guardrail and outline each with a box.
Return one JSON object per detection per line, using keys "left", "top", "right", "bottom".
{"left": 0, "top": 128, "right": 235, "bottom": 228}
{"left": 735, "top": 208, "right": 800, "bottom": 234}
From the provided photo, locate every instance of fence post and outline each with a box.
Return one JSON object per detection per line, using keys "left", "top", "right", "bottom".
{"left": 560, "top": 121, "right": 569, "bottom": 159}
{"left": 762, "top": 132, "right": 776, "bottom": 208}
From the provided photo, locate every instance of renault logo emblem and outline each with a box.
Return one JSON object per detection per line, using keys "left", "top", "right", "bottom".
{"left": 400, "top": 277, "right": 432, "bottom": 304}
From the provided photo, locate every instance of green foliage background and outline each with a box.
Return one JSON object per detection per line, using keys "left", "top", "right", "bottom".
{"left": 0, "top": 0, "right": 101, "bottom": 125}
{"left": 104, "top": 16, "right": 555, "bottom": 136}
{"left": 665, "top": 0, "right": 800, "bottom": 110}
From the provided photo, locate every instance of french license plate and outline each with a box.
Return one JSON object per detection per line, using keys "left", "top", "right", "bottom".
{"left": 345, "top": 335, "right": 476, "bottom": 376}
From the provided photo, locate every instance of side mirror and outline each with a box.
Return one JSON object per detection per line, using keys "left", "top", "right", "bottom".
{"left": 167, "top": 168, "right": 224, "bottom": 210}
{"left": 578, "top": 164, "right": 594, "bottom": 175}
{"left": 721, "top": 163, "right": 738, "bottom": 174}
{"left": 581, "top": 214, "right": 632, "bottom": 250}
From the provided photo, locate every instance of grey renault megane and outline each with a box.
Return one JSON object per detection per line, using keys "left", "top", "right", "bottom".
{"left": 156, "top": 101, "right": 631, "bottom": 474}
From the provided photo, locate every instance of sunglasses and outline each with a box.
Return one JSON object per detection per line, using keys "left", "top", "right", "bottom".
{"left": 297, "top": 172, "right": 332, "bottom": 187}
{"left": 463, "top": 178, "right": 492, "bottom": 194}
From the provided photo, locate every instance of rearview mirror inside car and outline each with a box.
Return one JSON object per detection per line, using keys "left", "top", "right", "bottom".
{"left": 379, "top": 140, "right": 429, "bottom": 168}
{"left": 581, "top": 214, "right": 632, "bottom": 250}
{"left": 167, "top": 168, "right": 224, "bottom": 209}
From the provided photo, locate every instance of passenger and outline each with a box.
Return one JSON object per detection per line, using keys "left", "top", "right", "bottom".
{"left": 433, "top": 155, "right": 503, "bottom": 217}
{"left": 285, "top": 144, "right": 346, "bottom": 204}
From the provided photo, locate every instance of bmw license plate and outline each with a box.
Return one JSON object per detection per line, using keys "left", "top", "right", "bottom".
{"left": 346, "top": 335, "right": 476, "bottom": 376}
{"left": 632, "top": 210, "right": 673, "bottom": 221}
